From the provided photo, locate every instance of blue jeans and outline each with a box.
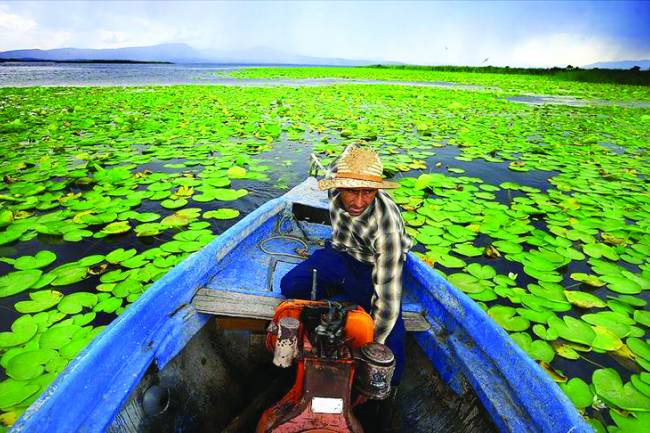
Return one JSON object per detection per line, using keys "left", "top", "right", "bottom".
{"left": 280, "top": 245, "right": 405, "bottom": 385}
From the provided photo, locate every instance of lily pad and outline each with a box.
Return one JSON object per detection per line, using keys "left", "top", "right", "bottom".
{"left": 560, "top": 377, "right": 593, "bottom": 409}
{"left": 106, "top": 248, "right": 137, "bottom": 264}
{"left": 627, "top": 338, "right": 650, "bottom": 362}
{"left": 14, "top": 290, "right": 63, "bottom": 313}
{"left": 6, "top": 348, "right": 58, "bottom": 380}
{"left": 592, "top": 368, "right": 650, "bottom": 411}
{"left": 203, "top": 208, "right": 241, "bottom": 220}
{"left": 211, "top": 188, "right": 248, "bottom": 201}
{"left": 0, "top": 269, "right": 43, "bottom": 298}
{"left": 0, "top": 379, "right": 40, "bottom": 410}
{"left": 0, "top": 316, "right": 38, "bottom": 348}
{"left": 58, "top": 292, "right": 98, "bottom": 314}
{"left": 13, "top": 251, "right": 57, "bottom": 270}
{"left": 564, "top": 291, "right": 606, "bottom": 308}
{"left": 547, "top": 316, "right": 595, "bottom": 346}
{"left": 488, "top": 305, "right": 530, "bottom": 331}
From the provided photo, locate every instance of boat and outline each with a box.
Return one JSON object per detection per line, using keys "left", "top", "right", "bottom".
{"left": 11, "top": 177, "right": 591, "bottom": 433}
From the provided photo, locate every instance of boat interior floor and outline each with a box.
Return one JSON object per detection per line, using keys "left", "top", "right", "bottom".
{"left": 109, "top": 317, "right": 498, "bottom": 433}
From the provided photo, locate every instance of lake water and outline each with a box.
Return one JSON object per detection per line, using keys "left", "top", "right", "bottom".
{"left": 0, "top": 62, "right": 484, "bottom": 89}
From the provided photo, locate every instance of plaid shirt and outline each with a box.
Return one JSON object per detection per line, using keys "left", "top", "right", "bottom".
{"left": 329, "top": 189, "right": 412, "bottom": 343}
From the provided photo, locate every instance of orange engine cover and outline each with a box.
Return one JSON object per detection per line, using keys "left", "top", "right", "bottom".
{"left": 264, "top": 300, "right": 374, "bottom": 352}
{"left": 257, "top": 300, "right": 373, "bottom": 433}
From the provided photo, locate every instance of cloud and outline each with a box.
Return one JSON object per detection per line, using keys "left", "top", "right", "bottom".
{"left": 507, "top": 33, "right": 649, "bottom": 67}
{"left": 0, "top": 4, "right": 36, "bottom": 31}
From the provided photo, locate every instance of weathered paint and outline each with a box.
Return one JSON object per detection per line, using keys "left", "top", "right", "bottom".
{"left": 12, "top": 178, "right": 591, "bottom": 433}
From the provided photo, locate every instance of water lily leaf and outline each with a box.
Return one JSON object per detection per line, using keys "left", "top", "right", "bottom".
{"left": 6, "top": 348, "right": 58, "bottom": 380}
{"left": 453, "top": 243, "right": 483, "bottom": 257}
{"left": 13, "top": 251, "right": 57, "bottom": 270}
{"left": 0, "top": 269, "right": 43, "bottom": 298}
{"left": 532, "top": 324, "right": 559, "bottom": 341}
{"left": 448, "top": 273, "right": 484, "bottom": 294}
{"left": 211, "top": 188, "right": 248, "bottom": 201}
{"left": 134, "top": 222, "right": 166, "bottom": 237}
{"left": 0, "top": 379, "right": 40, "bottom": 410}
{"left": 582, "top": 312, "right": 632, "bottom": 338}
{"left": 591, "top": 325, "right": 623, "bottom": 351}
{"left": 49, "top": 265, "right": 88, "bottom": 286}
{"left": 569, "top": 273, "right": 606, "bottom": 287}
{"left": 227, "top": 166, "right": 247, "bottom": 179}
{"left": 160, "top": 212, "right": 191, "bottom": 227}
{"left": 635, "top": 310, "right": 650, "bottom": 328}
{"left": 94, "top": 296, "right": 122, "bottom": 314}
{"left": 628, "top": 338, "right": 650, "bottom": 362}
{"left": 106, "top": 248, "right": 137, "bottom": 264}
{"left": 14, "top": 290, "right": 63, "bottom": 313}
{"left": 101, "top": 221, "right": 131, "bottom": 235}
{"left": 465, "top": 263, "right": 496, "bottom": 280}
{"left": 564, "top": 291, "right": 606, "bottom": 308}
{"left": 610, "top": 410, "right": 650, "bottom": 433}
{"left": 203, "top": 208, "right": 240, "bottom": 220}
{"left": 40, "top": 324, "right": 81, "bottom": 349}
{"left": 161, "top": 198, "right": 188, "bottom": 209}
{"left": 487, "top": 305, "right": 530, "bottom": 331}
{"left": 592, "top": 368, "right": 650, "bottom": 411}
{"left": 58, "top": 292, "right": 98, "bottom": 314}
{"left": 0, "top": 316, "right": 38, "bottom": 348}
{"left": 0, "top": 229, "right": 23, "bottom": 246}
{"left": 552, "top": 342, "right": 580, "bottom": 360}
{"left": 632, "top": 375, "right": 650, "bottom": 398}
{"left": 547, "top": 316, "right": 595, "bottom": 346}
{"left": 560, "top": 378, "right": 593, "bottom": 409}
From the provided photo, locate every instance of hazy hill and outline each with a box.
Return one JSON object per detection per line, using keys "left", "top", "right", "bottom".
{"left": 0, "top": 43, "right": 388, "bottom": 66}
{"left": 584, "top": 59, "right": 650, "bottom": 69}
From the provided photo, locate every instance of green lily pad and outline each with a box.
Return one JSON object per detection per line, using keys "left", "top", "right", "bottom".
{"left": 211, "top": 188, "right": 248, "bottom": 201}
{"left": 601, "top": 274, "right": 642, "bottom": 295}
{"left": 591, "top": 325, "right": 623, "bottom": 351}
{"left": 49, "top": 264, "right": 88, "bottom": 286}
{"left": 203, "top": 208, "right": 241, "bottom": 220}
{"left": 94, "top": 296, "right": 122, "bottom": 314}
{"left": 227, "top": 166, "right": 247, "bottom": 179}
{"left": 632, "top": 374, "right": 650, "bottom": 398}
{"left": 465, "top": 263, "right": 496, "bottom": 280}
{"left": 610, "top": 410, "right": 650, "bottom": 433}
{"left": 448, "top": 273, "right": 485, "bottom": 294}
{"left": 58, "top": 292, "right": 98, "bottom": 314}
{"left": 15, "top": 290, "right": 63, "bottom": 313}
{"left": 582, "top": 312, "right": 632, "bottom": 338}
{"left": 0, "top": 269, "right": 43, "bottom": 298}
{"left": 487, "top": 305, "right": 530, "bottom": 331}
{"left": 564, "top": 291, "right": 606, "bottom": 308}
{"left": 547, "top": 316, "right": 595, "bottom": 346}
{"left": 134, "top": 222, "right": 166, "bottom": 237}
{"left": 6, "top": 348, "right": 58, "bottom": 380}
{"left": 0, "top": 315, "right": 38, "bottom": 348}
{"left": 13, "top": 251, "right": 57, "bottom": 270}
{"left": 106, "top": 248, "right": 137, "bottom": 264}
{"left": 101, "top": 220, "right": 131, "bottom": 235}
{"left": 161, "top": 198, "right": 188, "bottom": 209}
{"left": 592, "top": 368, "right": 650, "bottom": 411}
{"left": 628, "top": 338, "right": 650, "bottom": 362}
{"left": 560, "top": 377, "right": 593, "bottom": 409}
{"left": 0, "top": 379, "right": 40, "bottom": 410}
{"left": 40, "top": 324, "right": 81, "bottom": 349}
{"left": 452, "top": 243, "right": 484, "bottom": 257}
{"left": 569, "top": 273, "right": 606, "bottom": 287}
{"left": 636, "top": 310, "right": 650, "bottom": 328}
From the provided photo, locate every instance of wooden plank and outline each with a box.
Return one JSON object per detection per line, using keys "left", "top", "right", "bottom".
{"left": 192, "top": 288, "right": 431, "bottom": 332}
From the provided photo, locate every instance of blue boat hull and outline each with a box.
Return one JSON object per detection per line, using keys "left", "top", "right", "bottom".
{"left": 11, "top": 178, "right": 590, "bottom": 433}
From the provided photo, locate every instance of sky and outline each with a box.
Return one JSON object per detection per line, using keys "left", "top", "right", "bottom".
{"left": 0, "top": 0, "right": 648, "bottom": 67}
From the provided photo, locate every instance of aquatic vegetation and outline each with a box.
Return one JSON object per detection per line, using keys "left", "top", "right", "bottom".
{"left": 0, "top": 68, "right": 649, "bottom": 429}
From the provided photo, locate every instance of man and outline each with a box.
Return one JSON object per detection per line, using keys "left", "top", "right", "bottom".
{"left": 281, "top": 145, "right": 412, "bottom": 427}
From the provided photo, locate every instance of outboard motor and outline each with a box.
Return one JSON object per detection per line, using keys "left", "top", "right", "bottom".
{"left": 257, "top": 300, "right": 395, "bottom": 433}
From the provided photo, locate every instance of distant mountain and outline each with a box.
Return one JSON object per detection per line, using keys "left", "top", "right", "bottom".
{"left": 583, "top": 59, "right": 650, "bottom": 70}
{"left": 0, "top": 43, "right": 392, "bottom": 66}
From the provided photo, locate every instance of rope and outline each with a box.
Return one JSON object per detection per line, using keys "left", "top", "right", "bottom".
{"left": 258, "top": 235, "right": 310, "bottom": 260}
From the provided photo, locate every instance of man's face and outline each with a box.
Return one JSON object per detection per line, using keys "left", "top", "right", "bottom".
{"left": 338, "top": 188, "right": 378, "bottom": 217}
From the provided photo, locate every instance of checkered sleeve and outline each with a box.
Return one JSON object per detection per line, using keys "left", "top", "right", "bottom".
{"left": 371, "top": 230, "right": 404, "bottom": 344}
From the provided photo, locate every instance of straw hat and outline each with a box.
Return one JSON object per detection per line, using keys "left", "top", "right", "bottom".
{"left": 318, "top": 146, "right": 399, "bottom": 190}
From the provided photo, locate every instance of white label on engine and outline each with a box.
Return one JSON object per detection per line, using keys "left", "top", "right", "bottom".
{"left": 311, "top": 397, "right": 343, "bottom": 414}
